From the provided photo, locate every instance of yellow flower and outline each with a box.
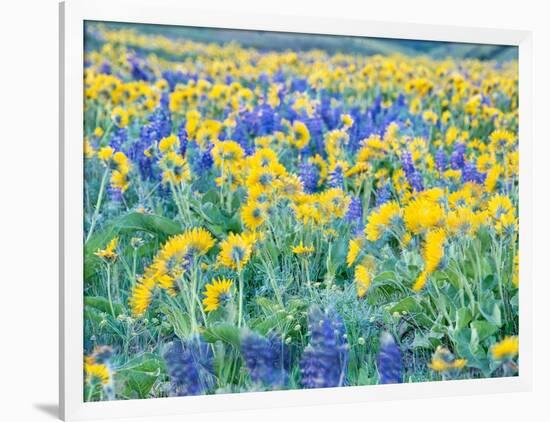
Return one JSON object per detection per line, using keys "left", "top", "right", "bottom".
{"left": 365, "top": 201, "right": 401, "bottom": 241}
{"left": 274, "top": 174, "right": 304, "bottom": 200}
{"left": 94, "top": 237, "right": 118, "bottom": 263}
{"left": 211, "top": 140, "right": 245, "bottom": 168}
{"left": 403, "top": 197, "right": 445, "bottom": 235}
{"left": 93, "top": 126, "right": 104, "bottom": 138}
{"left": 111, "top": 106, "right": 129, "bottom": 128}
{"left": 158, "top": 134, "right": 180, "bottom": 154}
{"left": 290, "top": 120, "right": 310, "bottom": 149}
{"left": 341, "top": 114, "right": 354, "bottom": 128}
{"left": 318, "top": 188, "right": 351, "bottom": 219}
{"left": 249, "top": 148, "right": 279, "bottom": 168}
{"left": 346, "top": 237, "right": 363, "bottom": 267}
{"left": 423, "top": 228, "right": 446, "bottom": 274}
{"left": 292, "top": 242, "right": 315, "bottom": 255}
{"left": 110, "top": 170, "right": 129, "bottom": 193}
{"left": 412, "top": 270, "right": 429, "bottom": 292}
{"left": 292, "top": 202, "right": 321, "bottom": 226}
{"left": 491, "top": 336, "right": 519, "bottom": 360}
{"left": 98, "top": 146, "right": 114, "bottom": 163}
{"left": 217, "top": 233, "right": 253, "bottom": 270}
{"left": 159, "top": 151, "right": 190, "bottom": 184}
{"left": 422, "top": 110, "right": 438, "bottom": 125}
{"left": 489, "top": 129, "right": 516, "bottom": 154}
{"left": 428, "top": 346, "right": 468, "bottom": 372}
{"left": 446, "top": 207, "right": 485, "bottom": 237}
{"left": 129, "top": 228, "right": 215, "bottom": 317}
{"left": 487, "top": 194, "right": 517, "bottom": 234}
{"left": 84, "top": 139, "right": 95, "bottom": 158}
{"left": 246, "top": 166, "right": 277, "bottom": 192}
{"left": 241, "top": 201, "right": 268, "bottom": 231}
{"left": 129, "top": 277, "right": 156, "bottom": 317}
{"left": 354, "top": 256, "right": 376, "bottom": 298}
{"left": 202, "top": 278, "right": 233, "bottom": 312}
{"left": 84, "top": 357, "right": 111, "bottom": 385}
{"left": 485, "top": 165, "right": 503, "bottom": 192}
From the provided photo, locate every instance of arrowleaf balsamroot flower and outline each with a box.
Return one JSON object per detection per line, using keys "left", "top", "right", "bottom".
{"left": 428, "top": 346, "right": 467, "bottom": 373}
{"left": 292, "top": 242, "right": 315, "bottom": 255}
{"left": 354, "top": 255, "right": 376, "bottom": 298}
{"left": 403, "top": 197, "right": 445, "bottom": 235}
{"left": 129, "top": 228, "right": 215, "bottom": 316}
{"left": 241, "top": 200, "right": 268, "bottom": 231}
{"left": 202, "top": 278, "right": 233, "bottom": 312}
{"left": 217, "top": 232, "right": 254, "bottom": 270}
{"left": 413, "top": 228, "right": 446, "bottom": 292}
{"left": 491, "top": 336, "right": 519, "bottom": 360}
{"left": 365, "top": 201, "right": 401, "bottom": 241}
{"left": 377, "top": 332, "right": 403, "bottom": 384}
{"left": 94, "top": 237, "right": 119, "bottom": 264}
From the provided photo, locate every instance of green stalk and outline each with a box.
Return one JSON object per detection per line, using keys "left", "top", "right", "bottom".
{"left": 85, "top": 167, "right": 110, "bottom": 243}
{"left": 106, "top": 264, "right": 116, "bottom": 318}
{"left": 237, "top": 268, "right": 245, "bottom": 327}
{"left": 169, "top": 180, "right": 187, "bottom": 225}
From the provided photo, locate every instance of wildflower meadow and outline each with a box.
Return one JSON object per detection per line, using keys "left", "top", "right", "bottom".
{"left": 83, "top": 22, "right": 520, "bottom": 401}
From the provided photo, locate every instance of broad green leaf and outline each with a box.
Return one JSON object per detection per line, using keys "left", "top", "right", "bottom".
{"left": 470, "top": 320, "right": 499, "bottom": 343}
{"left": 84, "top": 212, "right": 183, "bottom": 280}
{"left": 389, "top": 296, "right": 421, "bottom": 314}
{"left": 202, "top": 324, "right": 241, "bottom": 348}
{"left": 85, "top": 296, "right": 126, "bottom": 317}
{"left": 455, "top": 307, "right": 473, "bottom": 331}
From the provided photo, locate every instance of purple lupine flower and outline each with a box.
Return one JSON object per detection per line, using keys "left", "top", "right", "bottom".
{"left": 409, "top": 171, "right": 425, "bottom": 192}
{"left": 462, "top": 161, "right": 487, "bottom": 184}
{"left": 107, "top": 185, "right": 123, "bottom": 203}
{"left": 328, "top": 165, "right": 344, "bottom": 189}
{"left": 375, "top": 183, "right": 392, "bottom": 206}
{"left": 300, "top": 306, "right": 349, "bottom": 389}
{"left": 109, "top": 127, "right": 127, "bottom": 150}
{"left": 377, "top": 332, "right": 403, "bottom": 384}
{"left": 240, "top": 331, "right": 289, "bottom": 387}
{"left": 164, "top": 337, "right": 215, "bottom": 397}
{"left": 298, "top": 162, "right": 319, "bottom": 193}
{"left": 450, "top": 143, "right": 466, "bottom": 170}
{"left": 346, "top": 196, "right": 363, "bottom": 224}
{"left": 435, "top": 149, "right": 447, "bottom": 172}
{"left": 257, "top": 104, "right": 276, "bottom": 136}
{"left": 178, "top": 124, "right": 188, "bottom": 157}
{"left": 401, "top": 151, "right": 415, "bottom": 177}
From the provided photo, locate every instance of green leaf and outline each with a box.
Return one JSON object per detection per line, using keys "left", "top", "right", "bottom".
{"left": 389, "top": 296, "right": 421, "bottom": 314}
{"left": 455, "top": 307, "right": 473, "bottom": 331}
{"left": 470, "top": 320, "right": 499, "bottom": 343}
{"left": 84, "top": 212, "right": 183, "bottom": 280}
{"left": 160, "top": 305, "right": 191, "bottom": 339}
{"left": 329, "top": 238, "right": 348, "bottom": 270}
{"left": 202, "top": 324, "right": 241, "bottom": 348}
{"left": 120, "top": 356, "right": 163, "bottom": 399}
{"left": 85, "top": 296, "right": 126, "bottom": 317}
{"left": 126, "top": 371, "right": 159, "bottom": 399}
{"left": 479, "top": 300, "right": 502, "bottom": 327}
{"left": 201, "top": 188, "right": 220, "bottom": 206}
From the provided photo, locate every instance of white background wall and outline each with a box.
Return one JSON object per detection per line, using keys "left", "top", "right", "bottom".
{"left": 0, "top": 0, "right": 548, "bottom": 420}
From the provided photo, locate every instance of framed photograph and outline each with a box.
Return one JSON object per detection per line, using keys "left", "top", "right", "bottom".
{"left": 60, "top": 0, "right": 533, "bottom": 420}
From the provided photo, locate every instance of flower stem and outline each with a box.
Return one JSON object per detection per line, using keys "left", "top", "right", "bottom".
{"left": 85, "top": 167, "right": 109, "bottom": 243}
{"left": 237, "top": 268, "right": 245, "bottom": 327}
{"left": 106, "top": 264, "right": 116, "bottom": 318}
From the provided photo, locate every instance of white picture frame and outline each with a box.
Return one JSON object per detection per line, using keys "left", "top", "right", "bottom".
{"left": 60, "top": 0, "right": 533, "bottom": 420}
